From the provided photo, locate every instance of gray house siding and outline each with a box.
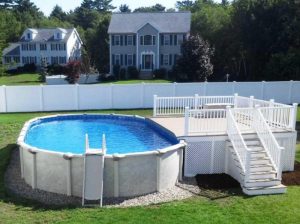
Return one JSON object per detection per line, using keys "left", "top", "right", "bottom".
{"left": 108, "top": 12, "right": 191, "bottom": 76}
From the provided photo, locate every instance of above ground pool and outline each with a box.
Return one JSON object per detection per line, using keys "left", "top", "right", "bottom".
{"left": 17, "top": 114, "right": 185, "bottom": 199}
{"left": 24, "top": 114, "right": 179, "bottom": 155}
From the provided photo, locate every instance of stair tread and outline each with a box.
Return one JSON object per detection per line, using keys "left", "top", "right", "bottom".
{"left": 240, "top": 170, "right": 276, "bottom": 176}
{"left": 245, "top": 184, "right": 286, "bottom": 190}
{"left": 246, "top": 178, "right": 280, "bottom": 183}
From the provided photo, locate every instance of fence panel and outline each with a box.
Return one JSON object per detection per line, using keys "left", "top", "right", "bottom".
{"left": 112, "top": 84, "right": 142, "bottom": 109}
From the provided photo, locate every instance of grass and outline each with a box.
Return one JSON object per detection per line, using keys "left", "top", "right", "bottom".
{"left": 0, "top": 110, "right": 300, "bottom": 223}
{"left": 99, "top": 79, "right": 172, "bottom": 84}
{"left": 0, "top": 73, "right": 42, "bottom": 86}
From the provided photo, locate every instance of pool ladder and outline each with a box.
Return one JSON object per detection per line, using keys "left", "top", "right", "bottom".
{"left": 82, "top": 133, "right": 106, "bottom": 207}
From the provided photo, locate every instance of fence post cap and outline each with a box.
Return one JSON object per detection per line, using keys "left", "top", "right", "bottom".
{"left": 270, "top": 99, "right": 275, "bottom": 102}
{"left": 234, "top": 93, "right": 238, "bottom": 96}
{"left": 293, "top": 103, "right": 298, "bottom": 106}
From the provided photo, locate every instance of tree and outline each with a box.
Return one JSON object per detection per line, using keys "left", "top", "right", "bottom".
{"left": 176, "top": 0, "right": 195, "bottom": 11}
{"left": 50, "top": 5, "right": 67, "bottom": 21}
{"left": 119, "top": 4, "right": 131, "bottom": 13}
{"left": 175, "top": 35, "right": 214, "bottom": 81}
{"left": 92, "top": 0, "right": 116, "bottom": 12}
{"left": 0, "top": 0, "right": 15, "bottom": 9}
{"left": 65, "top": 61, "right": 82, "bottom": 84}
{"left": 81, "top": 0, "right": 94, "bottom": 9}
{"left": 134, "top": 4, "right": 166, "bottom": 12}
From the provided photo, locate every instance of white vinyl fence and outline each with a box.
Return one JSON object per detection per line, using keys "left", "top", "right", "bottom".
{"left": 0, "top": 81, "right": 300, "bottom": 113}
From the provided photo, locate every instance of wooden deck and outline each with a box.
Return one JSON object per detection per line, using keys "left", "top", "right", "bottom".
{"left": 150, "top": 117, "right": 290, "bottom": 137}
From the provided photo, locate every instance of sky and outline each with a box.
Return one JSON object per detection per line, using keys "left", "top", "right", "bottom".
{"left": 32, "top": 0, "right": 180, "bottom": 16}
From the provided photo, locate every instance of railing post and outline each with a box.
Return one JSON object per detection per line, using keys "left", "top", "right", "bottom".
{"left": 194, "top": 94, "right": 199, "bottom": 109}
{"left": 289, "top": 103, "right": 298, "bottom": 130}
{"left": 249, "top": 96, "right": 254, "bottom": 108}
{"left": 226, "top": 105, "right": 231, "bottom": 131}
{"left": 153, "top": 95, "right": 157, "bottom": 117}
{"left": 184, "top": 107, "right": 190, "bottom": 136}
{"left": 234, "top": 93, "right": 238, "bottom": 108}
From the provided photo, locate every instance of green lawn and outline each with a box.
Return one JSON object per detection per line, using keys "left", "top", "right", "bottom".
{"left": 99, "top": 79, "right": 172, "bottom": 84}
{"left": 0, "top": 73, "right": 42, "bottom": 86}
{"left": 0, "top": 110, "right": 300, "bottom": 224}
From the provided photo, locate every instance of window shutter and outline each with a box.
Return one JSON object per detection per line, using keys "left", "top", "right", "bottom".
{"left": 153, "top": 36, "right": 156, "bottom": 45}
{"left": 160, "top": 35, "right": 164, "bottom": 46}
{"left": 169, "top": 54, "right": 172, "bottom": 66}
{"left": 120, "top": 36, "right": 123, "bottom": 46}
{"left": 125, "top": 54, "right": 127, "bottom": 66}
{"left": 170, "top": 35, "right": 173, "bottom": 45}
{"left": 125, "top": 36, "right": 127, "bottom": 46}
{"left": 120, "top": 54, "right": 123, "bottom": 65}
{"left": 140, "top": 36, "right": 143, "bottom": 45}
{"left": 133, "top": 35, "right": 136, "bottom": 46}
{"left": 174, "top": 54, "right": 177, "bottom": 65}
{"left": 112, "top": 54, "right": 115, "bottom": 65}
{"left": 133, "top": 54, "right": 136, "bottom": 66}
{"left": 174, "top": 35, "right": 177, "bottom": 46}
{"left": 112, "top": 35, "right": 115, "bottom": 46}
{"left": 160, "top": 54, "right": 163, "bottom": 66}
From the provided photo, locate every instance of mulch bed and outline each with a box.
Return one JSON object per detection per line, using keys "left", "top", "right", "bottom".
{"left": 195, "top": 174, "right": 241, "bottom": 199}
{"left": 282, "top": 162, "right": 300, "bottom": 186}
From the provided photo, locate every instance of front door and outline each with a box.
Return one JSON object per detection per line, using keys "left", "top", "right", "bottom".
{"left": 142, "top": 54, "right": 153, "bottom": 70}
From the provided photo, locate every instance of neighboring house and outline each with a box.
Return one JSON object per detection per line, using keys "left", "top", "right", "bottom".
{"left": 2, "top": 28, "right": 82, "bottom": 68}
{"left": 108, "top": 12, "right": 191, "bottom": 78}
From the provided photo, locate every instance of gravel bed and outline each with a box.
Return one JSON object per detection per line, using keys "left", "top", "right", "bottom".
{"left": 5, "top": 148, "right": 200, "bottom": 207}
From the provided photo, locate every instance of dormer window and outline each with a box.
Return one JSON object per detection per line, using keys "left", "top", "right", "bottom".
{"left": 56, "top": 33, "right": 61, "bottom": 39}
{"left": 27, "top": 33, "right": 31, "bottom": 40}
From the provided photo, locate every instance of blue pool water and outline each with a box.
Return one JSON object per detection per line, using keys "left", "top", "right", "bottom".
{"left": 24, "top": 115, "right": 178, "bottom": 154}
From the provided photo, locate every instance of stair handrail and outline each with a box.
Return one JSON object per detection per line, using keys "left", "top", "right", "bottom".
{"left": 227, "top": 107, "right": 251, "bottom": 182}
{"left": 254, "top": 107, "right": 284, "bottom": 180}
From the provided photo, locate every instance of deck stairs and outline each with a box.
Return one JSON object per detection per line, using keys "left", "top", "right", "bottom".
{"left": 227, "top": 136, "right": 286, "bottom": 195}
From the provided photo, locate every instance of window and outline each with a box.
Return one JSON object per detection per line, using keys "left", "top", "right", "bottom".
{"left": 56, "top": 33, "right": 61, "bottom": 39}
{"left": 59, "top": 56, "right": 66, "bottom": 64}
{"left": 115, "top": 54, "right": 120, "bottom": 65}
{"left": 177, "top": 34, "right": 184, "bottom": 45}
{"left": 4, "top": 56, "right": 11, "bottom": 64}
{"left": 127, "top": 54, "right": 133, "bottom": 66}
{"left": 59, "top": 43, "right": 66, "bottom": 51}
{"left": 27, "top": 33, "right": 31, "bottom": 40}
{"left": 22, "top": 44, "right": 28, "bottom": 51}
{"left": 51, "top": 56, "right": 59, "bottom": 64}
{"left": 115, "top": 35, "right": 120, "bottom": 45}
{"left": 29, "top": 44, "right": 36, "bottom": 51}
{"left": 163, "top": 54, "right": 169, "bottom": 66}
{"left": 140, "top": 35, "right": 156, "bottom": 46}
{"left": 13, "top": 56, "right": 20, "bottom": 63}
{"left": 144, "top": 35, "right": 152, "bottom": 45}
{"left": 164, "top": 35, "right": 170, "bottom": 45}
{"left": 127, "top": 35, "right": 133, "bottom": 45}
{"left": 40, "top": 44, "right": 47, "bottom": 51}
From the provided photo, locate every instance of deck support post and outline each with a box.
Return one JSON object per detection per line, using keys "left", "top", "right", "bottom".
{"left": 184, "top": 107, "right": 190, "bottom": 136}
{"left": 290, "top": 103, "right": 298, "bottom": 130}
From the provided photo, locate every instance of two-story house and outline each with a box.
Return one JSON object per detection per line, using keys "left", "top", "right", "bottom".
{"left": 108, "top": 12, "right": 191, "bottom": 78}
{"left": 2, "top": 28, "right": 82, "bottom": 68}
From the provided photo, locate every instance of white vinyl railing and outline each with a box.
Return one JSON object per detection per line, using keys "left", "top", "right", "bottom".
{"left": 153, "top": 95, "right": 234, "bottom": 117}
{"left": 230, "top": 108, "right": 255, "bottom": 132}
{"left": 185, "top": 108, "right": 227, "bottom": 135}
{"left": 253, "top": 109, "right": 284, "bottom": 180}
{"left": 227, "top": 108, "right": 251, "bottom": 181}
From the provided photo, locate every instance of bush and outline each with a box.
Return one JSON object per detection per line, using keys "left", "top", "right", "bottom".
{"left": 65, "top": 61, "right": 81, "bottom": 84}
{"left": 153, "top": 68, "right": 167, "bottom": 79}
{"left": 119, "top": 67, "right": 127, "bottom": 80}
{"left": 98, "top": 73, "right": 116, "bottom": 82}
{"left": 47, "top": 64, "right": 65, "bottom": 75}
{"left": 6, "top": 63, "right": 37, "bottom": 74}
{"left": 127, "top": 66, "right": 139, "bottom": 79}
{"left": 113, "top": 64, "right": 121, "bottom": 79}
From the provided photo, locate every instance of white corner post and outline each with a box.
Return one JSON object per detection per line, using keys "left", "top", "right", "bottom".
{"left": 2, "top": 85, "right": 7, "bottom": 113}
{"left": 249, "top": 96, "right": 254, "bottom": 108}
{"left": 40, "top": 84, "right": 44, "bottom": 111}
{"left": 234, "top": 93, "right": 238, "bottom": 108}
{"left": 184, "top": 107, "right": 190, "bottom": 136}
{"left": 290, "top": 103, "right": 298, "bottom": 130}
{"left": 194, "top": 94, "right": 199, "bottom": 109}
{"left": 153, "top": 95, "right": 157, "bottom": 117}
{"left": 226, "top": 105, "right": 231, "bottom": 130}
